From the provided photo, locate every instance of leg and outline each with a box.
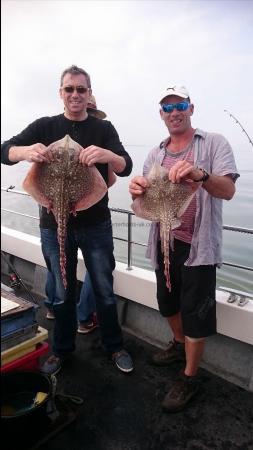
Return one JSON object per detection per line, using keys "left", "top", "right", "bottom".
{"left": 77, "top": 271, "right": 98, "bottom": 334}
{"left": 167, "top": 312, "right": 184, "bottom": 344}
{"left": 162, "top": 264, "right": 216, "bottom": 412}
{"left": 184, "top": 337, "right": 205, "bottom": 377}
{"left": 77, "top": 271, "right": 96, "bottom": 323}
{"left": 181, "top": 264, "right": 217, "bottom": 376}
{"left": 75, "top": 220, "right": 133, "bottom": 372}
{"left": 40, "top": 228, "right": 78, "bottom": 358}
{"left": 151, "top": 241, "right": 188, "bottom": 365}
{"left": 44, "top": 270, "right": 55, "bottom": 318}
{"left": 162, "top": 337, "right": 206, "bottom": 413}
{"left": 75, "top": 220, "right": 123, "bottom": 353}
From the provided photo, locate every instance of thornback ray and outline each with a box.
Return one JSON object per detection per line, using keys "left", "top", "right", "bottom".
{"left": 131, "top": 164, "right": 201, "bottom": 291}
{"left": 23, "top": 134, "right": 108, "bottom": 288}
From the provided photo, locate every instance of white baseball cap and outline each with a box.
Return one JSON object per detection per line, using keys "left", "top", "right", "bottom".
{"left": 159, "top": 85, "right": 190, "bottom": 104}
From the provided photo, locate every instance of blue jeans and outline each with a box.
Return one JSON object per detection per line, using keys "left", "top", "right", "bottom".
{"left": 40, "top": 219, "right": 123, "bottom": 357}
{"left": 77, "top": 272, "right": 96, "bottom": 324}
{"left": 45, "top": 271, "right": 96, "bottom": 324}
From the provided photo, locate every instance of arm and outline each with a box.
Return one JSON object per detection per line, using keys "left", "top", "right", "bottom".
{"left": 8, "top": 144, "right": 52, "bottom": 163}
{"left": 195, "top": 172, "right": 235, "bottom": 200}
{"left": 129, "top": 176, "right": 150, "bottom": 200}
{"left": 129, "top": 145, "right": 159, "bottom": 199}
{"left": 78, "top": 121, "right": 133, "bottom": 176}
{"left": 1, "top": 118, "right": 52, "bottom": 164}
{"left": 168, "top": 161, "right": 236, "bottom": 200}
{"left": 109, "top": 153, "right": 126, "bottom": 174}
{"left": 79, "top": 146, "right": 126, "bottom": 172}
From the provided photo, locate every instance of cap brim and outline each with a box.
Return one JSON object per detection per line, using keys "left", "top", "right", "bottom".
{"left": 87, "top": 107, "right": 106, "bottom": 119}
{"left": 160, "top": 93, "right": 188, "bottom": 103}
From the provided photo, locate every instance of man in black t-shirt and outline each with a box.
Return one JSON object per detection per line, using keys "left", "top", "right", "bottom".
{"left": 1, "top": 65, "right": 134, "bottom": 375}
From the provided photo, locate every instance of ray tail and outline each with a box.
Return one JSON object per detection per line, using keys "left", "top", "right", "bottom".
{"left": 160, "top": 222, "right": 171, "bottom": 292}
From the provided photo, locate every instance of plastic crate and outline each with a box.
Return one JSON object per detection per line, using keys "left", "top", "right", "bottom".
{"left": 1, "top": 326, "right": 48, "bottom": 365}
{"left": 1, "top": 322, "right": 39, "bottom": 351}
{"left": 1, "top": 342, "right": 49, "bottom": 373}
{"left": 1, "top": 290, "right": 38, "bottom": 338}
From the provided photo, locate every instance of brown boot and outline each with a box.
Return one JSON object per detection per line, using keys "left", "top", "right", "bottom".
{"left": 151, "top": 340, "right": 185, "bottom": 366}
{"left": 162, "top": 372, "right": 200, "bottom": 413}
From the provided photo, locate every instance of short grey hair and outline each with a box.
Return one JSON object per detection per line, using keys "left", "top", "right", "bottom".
{"left": 60, "top": 65, "right": 91, "bottom": 88}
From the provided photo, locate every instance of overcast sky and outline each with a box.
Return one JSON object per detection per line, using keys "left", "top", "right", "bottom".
{"left": 2, "top": 0, "right": 253, "bottom": 170}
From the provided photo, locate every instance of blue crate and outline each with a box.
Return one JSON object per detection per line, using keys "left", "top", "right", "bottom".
{"left": 1, "top": 310, "right": 37, "bottom": 338}
{"left": 1, "top": 322, "right": 39, "bottom": 351}
{"left": 1, "top": 290, "right": 38, "bottom": 338}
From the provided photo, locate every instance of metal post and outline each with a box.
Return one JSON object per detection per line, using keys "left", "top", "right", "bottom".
{"left": 127, "top": 213, "right": 133, "bottom": 270}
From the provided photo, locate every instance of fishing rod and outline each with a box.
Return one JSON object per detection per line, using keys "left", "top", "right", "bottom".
{"left": 224, "top": 110, "right": 253, "bottom": 148}
{"left": 1, "top": 250, "right": 39, "bottom": 306}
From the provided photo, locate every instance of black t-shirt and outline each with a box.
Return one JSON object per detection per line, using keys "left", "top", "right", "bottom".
{"left": 1, "top": 114, "right": 132, "bottom": 228}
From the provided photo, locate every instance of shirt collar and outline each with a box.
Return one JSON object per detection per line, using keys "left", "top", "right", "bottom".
{"left": 159, "top": 128, "right": 206, "bottom": 150}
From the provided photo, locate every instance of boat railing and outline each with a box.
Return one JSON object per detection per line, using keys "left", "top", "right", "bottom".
{"left": 1, "top": 186, "right": 253, "bottom": 273}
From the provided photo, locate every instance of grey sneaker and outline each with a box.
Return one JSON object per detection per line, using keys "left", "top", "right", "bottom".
{"left": 77, "top": 313, "right": 98, "bottom": 334}
{"left": 162, "top": 372, "right": 200, "bottom": 413}
{"left": 151, "top": 340, "right": 185, "bottom": 366}
{"left": 112, "top": 350, "right": 134, "bottom": 373}
{"left": 40, "top": 355, "right": 62, "bottom": 376}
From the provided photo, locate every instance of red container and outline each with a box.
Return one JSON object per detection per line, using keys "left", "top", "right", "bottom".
{"left": 1, "top": 342, "right": 49, "bottom": 373}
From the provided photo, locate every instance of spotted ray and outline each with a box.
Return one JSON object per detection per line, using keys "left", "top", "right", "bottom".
{"left": 131, "top": 164, "right": 201, "bottom": 291}
{"left": 23, "top": 134, "right": 108, "bottom": 288}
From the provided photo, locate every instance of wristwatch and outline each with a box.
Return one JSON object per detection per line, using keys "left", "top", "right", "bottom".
{"left": 193, "top": 168, "right": 210, "bottom": 182}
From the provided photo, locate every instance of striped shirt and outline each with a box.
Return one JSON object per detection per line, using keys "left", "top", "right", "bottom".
{"left": 162, "top": 143, "right": 196, "bottom": 244}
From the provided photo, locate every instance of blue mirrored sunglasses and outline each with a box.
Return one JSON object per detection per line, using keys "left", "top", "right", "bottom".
{"left": 161, "top": 101, "right": 189, "bottom": 113}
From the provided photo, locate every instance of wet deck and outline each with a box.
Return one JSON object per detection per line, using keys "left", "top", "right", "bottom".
{"left": 2, "top": 284, "right": 253, "bottom": 450}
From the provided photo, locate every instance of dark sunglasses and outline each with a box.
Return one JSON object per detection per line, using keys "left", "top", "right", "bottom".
{"left": 161, "top": 101, "right": 190, "bottom": 113}
{"left": 62, "top": 86, "right": 89, "bottom": 94}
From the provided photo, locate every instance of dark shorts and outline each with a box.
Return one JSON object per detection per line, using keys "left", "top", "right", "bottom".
{"left": 155, "top": 239, "right": 217, "bottom": 338}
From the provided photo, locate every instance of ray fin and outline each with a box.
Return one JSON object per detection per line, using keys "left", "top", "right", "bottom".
{"left": 74, "top": 166, "right": 107, "bottom": 211}
{"left": 22, "top": 163, "right": 51, "bottom": 208}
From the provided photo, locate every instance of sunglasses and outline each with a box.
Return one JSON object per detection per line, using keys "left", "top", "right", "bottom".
{"left": 161, "top": 101, "right": 190, "bottom": 113}
{"left": 62, "top": 86, "right": 89, "bottom": 94}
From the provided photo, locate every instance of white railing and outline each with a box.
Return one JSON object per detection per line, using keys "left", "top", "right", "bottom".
{"left": 2, "top": 186, "right": 253, "bottom": 273}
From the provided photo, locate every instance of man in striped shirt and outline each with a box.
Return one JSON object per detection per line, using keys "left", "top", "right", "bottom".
{"left": 129, "top": 85, "right": 239, "bottom": 412}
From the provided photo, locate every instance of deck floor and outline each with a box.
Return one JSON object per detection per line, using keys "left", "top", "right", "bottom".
{"left": 2, "top": 283, "right": 253, "bottom": 450}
